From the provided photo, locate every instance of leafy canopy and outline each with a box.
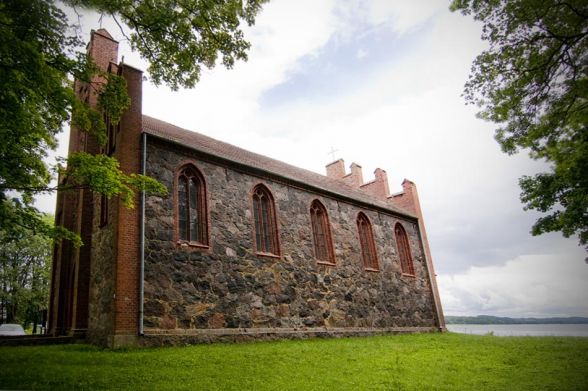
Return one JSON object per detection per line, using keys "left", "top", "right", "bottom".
{"left": 0, "top": 208, "right": 53, "bottom": 325}
{"left": 451, "top": 0, "right": 588, "bottom": 249}
{"left": 0, "top": 0, "right": 266, "bottom": 243}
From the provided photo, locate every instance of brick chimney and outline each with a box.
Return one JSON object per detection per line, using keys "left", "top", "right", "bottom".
{"left": 326, "top": 159, "right": 392, "bottom": 200}
{"left": 326, "top": 159, "right": 365, "bottom": 188}
{"left": 360, "top": 168, "right": 390, "bottom": 199}
{"left": 326, "top": 159, "right": 346, "bottom": 179}
{"left": 388, "top": 179, "right": 417, "bottom": 214}
{"left": 342, "top": 162, "right": 363, "bottom": 187}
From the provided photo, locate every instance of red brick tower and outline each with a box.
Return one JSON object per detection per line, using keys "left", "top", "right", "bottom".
{"left": 49, "top": 29, "right": 144, "bottom": 346}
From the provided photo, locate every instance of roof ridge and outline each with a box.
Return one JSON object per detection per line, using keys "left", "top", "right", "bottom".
{"left": 141, "top": 115, "right": 416, "bottom": 219}
{"left": 142, "top": 115, "right": 332, "bottom": 181}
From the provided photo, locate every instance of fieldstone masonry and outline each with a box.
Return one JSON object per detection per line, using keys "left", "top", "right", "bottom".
{"left": 142, "top": 140, "right": 438, "bottom": 338}
{"left": 88, "top": 194, "right": 117, "bottom": 346}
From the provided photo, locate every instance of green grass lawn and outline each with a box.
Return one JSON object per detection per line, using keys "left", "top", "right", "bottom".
{"left": 1, "top": 333, "right": 587, "bottom": 390}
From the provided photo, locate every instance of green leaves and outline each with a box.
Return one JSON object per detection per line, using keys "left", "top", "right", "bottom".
{"left": 519, "top": 127, "right": 588, "bottom": 244}
{"left": 1, "top": 0, "right": 263, "bottom": 251}
{"left": 67, "top": 152, "right": 167, "bottom": 208}
{"left": 72, "top": 97, "right": 108, "bottom": 146}
{"left": 0, "top": 202, "right": 53, "bottom": 324}
{"left": 452, "top": 0, "right": 588, "bottom": 249}
{"left": 98, "top": 73, "right": 131, "bottom": 124}
{"left": 0, "top": 198, "right": 81, "bottom": 246}
{"left": 0, "top": 0, "right": 75, "bottom": 198}
{"left": 75, "top": 0, "right": 268, "bottom": 90}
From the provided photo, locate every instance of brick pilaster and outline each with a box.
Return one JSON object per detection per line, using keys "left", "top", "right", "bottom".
{"left": 113, "top": 64, "right": 143, "bottom": 338}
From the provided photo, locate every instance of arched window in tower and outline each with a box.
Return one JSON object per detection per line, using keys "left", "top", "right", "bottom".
{"left": 177, "top": 164, "right": 208, "bottom": 245}
{"left": 252, "top": 184, "right": 280, "bottom": 255}
{"left": 310, "top": 200, "right": 335, "bottom": 264}
{"left": 357, "top": 212, "right": 379, "bottom": 270}
{"left": 395, "top": 223, "right": 415, "bottom": 276}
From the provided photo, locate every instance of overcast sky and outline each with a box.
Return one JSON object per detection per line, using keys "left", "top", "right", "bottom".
{"left": 39, "top": 0, "right": 588, "bottom": 318}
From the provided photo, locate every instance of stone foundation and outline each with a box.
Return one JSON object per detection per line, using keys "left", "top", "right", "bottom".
{"left": 141, "top": 326, "right": 440, "bottom": 346}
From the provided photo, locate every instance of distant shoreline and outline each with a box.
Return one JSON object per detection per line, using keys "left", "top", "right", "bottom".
{"left": 445, "top": 315, "right": 588, "bottom": 325}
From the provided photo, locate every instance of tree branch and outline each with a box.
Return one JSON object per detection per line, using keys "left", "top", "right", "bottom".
{"left": 0, "top": 184, "right": 89, "bottom": 193}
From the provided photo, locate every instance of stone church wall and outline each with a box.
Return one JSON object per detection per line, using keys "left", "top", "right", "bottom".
{"left": 142, "top": 138, "right": 437, "bottom": 338}
{"left": 87, "top": 194, "right": 117, "bottom": 346}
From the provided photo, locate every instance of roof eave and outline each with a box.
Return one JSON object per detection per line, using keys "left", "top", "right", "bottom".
{"left": 142, "top": 130, "right": 419, "bottom": 221}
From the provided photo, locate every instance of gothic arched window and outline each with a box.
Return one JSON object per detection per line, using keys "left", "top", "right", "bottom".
{"left": 357, "top": 212, "right": 378, "bottom": 270}
{"left": 395, "top": 223, "right": 415, "bottom": 275}
{"left": 177, "top": 164, "right": 208, "bottom": 245}
{"left": 252, "top": 184, "right": 279, "bottom": 255}
{"left": 310, "top": 200, "right": 335, "bottom": 264}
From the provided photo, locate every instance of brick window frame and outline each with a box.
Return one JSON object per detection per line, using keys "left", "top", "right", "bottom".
{"left": 310, "top": 199, "right": 336, "bottom": 265}
{"left": 357, "top": 212, "right": 379, "bottom": 271}
{"left": 251, "top": 183, "right": 280, "bottom": 257}
{"left": 175, "top": 163, "right": 209, "bottom": 248}
{"left": 395, "top": 223, "right": 415, "bottom": 276}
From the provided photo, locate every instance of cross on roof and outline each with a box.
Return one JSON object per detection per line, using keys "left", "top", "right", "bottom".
{"left": 328, "top": 146, "right": 339, "bottom": 161}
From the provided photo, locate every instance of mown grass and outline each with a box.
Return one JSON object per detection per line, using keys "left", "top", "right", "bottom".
{"left": 1, "top": 333, "right": 587, "bottom": 390}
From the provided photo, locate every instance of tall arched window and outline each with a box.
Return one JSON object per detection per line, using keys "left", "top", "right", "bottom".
{"left": 252, "top": 184, "right": 279, "bottom": 255}
{"left": 310, "top": 200, "right": 335, "bottom": 264}
{"left": 395, "top": 223, "right": 415, "bottom": 275}
{"left": 177, "top": 164, "right": 208, "bottom": 245}
{"left": 357, "top": 212, "right": 378, "bottom": 270}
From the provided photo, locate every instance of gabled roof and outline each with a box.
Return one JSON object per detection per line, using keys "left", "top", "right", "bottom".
{"left": 142, "top": 115, "right": 416, "bottom": 219}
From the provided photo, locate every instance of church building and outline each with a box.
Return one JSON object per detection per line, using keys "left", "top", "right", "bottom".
{"left": 49, "top": 29, "right": 445, "bottom": 347}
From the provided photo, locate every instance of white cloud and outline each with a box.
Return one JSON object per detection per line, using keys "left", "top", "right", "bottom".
{"left": 438, "top": 248, "right": 588, "bottom": 317}
{"left": 365, "top": 0, "right": 448, "bottom": 34}
{"left": 141, "top": 0, "right": 339, "bottom": 134}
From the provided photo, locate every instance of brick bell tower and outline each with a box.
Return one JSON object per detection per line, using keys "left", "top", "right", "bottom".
{"left": 49, "top": 29, "right": 145, "bottom": 347}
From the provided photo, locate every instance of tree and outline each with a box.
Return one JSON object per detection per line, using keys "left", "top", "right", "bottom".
{"left": 0, "top": 208, "right": 52, "bottom": 328}
{"left": 0, "top": 0, "right": 267, "bottom": 242}
{"left": 451, "top": 0, "right": 588, "bottom": 249}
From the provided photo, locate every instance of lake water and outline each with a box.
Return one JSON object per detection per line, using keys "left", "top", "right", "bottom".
{"left": 447, "top": 323, "right": 588, "bottom": 337}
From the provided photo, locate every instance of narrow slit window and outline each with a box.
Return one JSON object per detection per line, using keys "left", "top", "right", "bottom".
{"left": 100, "top": 193, "right": 108, "bottom": 227}
{"left": 357, "top": 212, "right": 378, "bottom": 270}
{"left": 310, "top": 200, "right": 335, "bottom": 264}
{"left": 395, "top": 223, "right": 415, "bottom": 275}
{"left": 103, "top": 114, "right": 119, "bottom": 156}
{"left": 177, "top": 165, "right": 208, "bottom": 245}
{"left": 252, "top": 184, "right": 279, "bottom": 255}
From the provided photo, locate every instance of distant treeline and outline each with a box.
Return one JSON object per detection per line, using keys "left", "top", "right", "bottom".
{"left": 445, "top": 315, "right": 588, "bottom": 325}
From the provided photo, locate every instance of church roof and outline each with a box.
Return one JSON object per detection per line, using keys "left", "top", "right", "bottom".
{"left": 142, "top": 115, "right": 416, "bottom": 219}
